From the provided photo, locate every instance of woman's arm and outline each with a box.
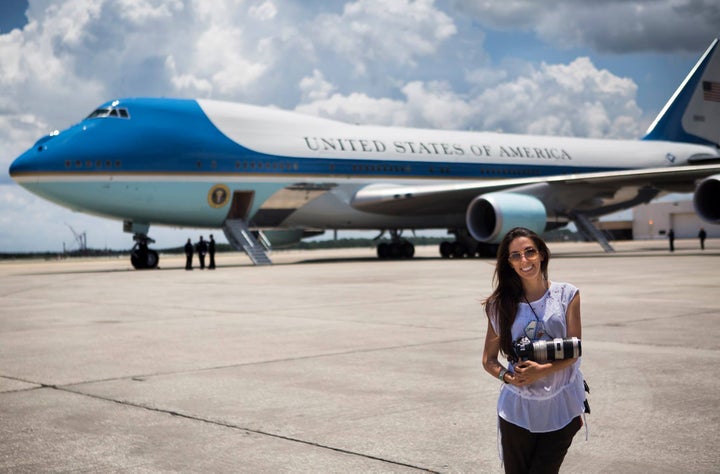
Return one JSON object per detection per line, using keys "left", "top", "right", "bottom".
{"left": 482, "top": 319, "right": 513, "bottom": 383}
{"left": 566, "top": 290, "right": 582, "bottom": 339}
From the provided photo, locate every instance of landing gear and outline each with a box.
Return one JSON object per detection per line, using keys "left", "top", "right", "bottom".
{"left": 439, "top": 229, "right": 498, "bottom": 259}
{"left": 130, "top": 234, "right": 159, "bottom": 269}
{"left": 376, "top": 230, "right": 415, "bottom": 259}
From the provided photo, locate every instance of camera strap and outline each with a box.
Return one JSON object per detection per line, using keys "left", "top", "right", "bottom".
{"left": 523, "top": 295, "right": 555, "bottom": 340}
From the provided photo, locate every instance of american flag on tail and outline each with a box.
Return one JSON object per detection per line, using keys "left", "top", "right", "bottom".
{"left": 703, "top": 81, "right": 720, "bottom": 102}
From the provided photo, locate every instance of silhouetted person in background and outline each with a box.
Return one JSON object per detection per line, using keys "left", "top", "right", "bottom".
{"left": 208, "top": 234, "right": 216, "bottom": 269}
{"left": 184, "top": 238, "right": 193, "bottom": 270}
{"left": 196, "top": 235, "right": 208, "bottom": 269}
{"left": 699, "top": 228, "right": 707, "bottom": 250}
{"left": 668, "top": 229, "right": 675, "bottom": 252}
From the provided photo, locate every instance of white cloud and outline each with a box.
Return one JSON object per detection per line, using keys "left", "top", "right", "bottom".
{"left": 400, "top": 80, "right": 474, "bottom": 130}
{"left": 314, "top": 0, "right": 456, "bottom": 74}
{"left": 471, "top": 58, "right": 642, "bottom": 138}
{"left": 296, "top": 92, "right": 409, "bottom": 126}
{"left": 450, "top": 0, "right": 719, "bottom": 53}
{"left": 249, "top": 1, "right": 277, "bottom": 21}
{"left": 165, "top": 55, "right": 214, "bottom": 97}
{"left": 299, "top": 69, "right": 336, "bottom": 102}
{"left": 296, "top": 56, "right": 641, "bottom": 139}
{"left": 115, "top": 0, "right": 184, "bottom": 24}
{"left": 192, "top": 24, "right": 268, "bottom": 94}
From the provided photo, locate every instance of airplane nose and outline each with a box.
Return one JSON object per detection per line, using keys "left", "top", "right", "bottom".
{"left": 8, "top": 148, "right": 35, "bottom": 178}
{"left": 9, "top": 131, "right": 64, "bottom": 180}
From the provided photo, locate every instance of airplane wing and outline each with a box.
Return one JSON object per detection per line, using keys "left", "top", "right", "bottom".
{"left": 350, "top": 162, "right": 720, "bottom": 216}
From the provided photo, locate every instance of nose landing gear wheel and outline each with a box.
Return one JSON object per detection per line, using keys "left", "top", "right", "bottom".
{"left": 131, "top": 249, "right": 159, "bottom": 269}
{"left": 130, "top": 234, "right": 159, "bottom": 269}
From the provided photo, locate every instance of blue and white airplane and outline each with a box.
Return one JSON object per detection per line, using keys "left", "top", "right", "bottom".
{"left": 9, "top": 40, "right": 720, "bottom": 269}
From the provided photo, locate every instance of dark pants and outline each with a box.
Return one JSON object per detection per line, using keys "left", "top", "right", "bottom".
{"left": 209, "top": 252, "right": 215, "bottom": 269}
{"left": 499, "top": 416, "right": 582, "bottom": 474}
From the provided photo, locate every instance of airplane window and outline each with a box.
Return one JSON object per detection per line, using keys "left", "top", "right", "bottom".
{"left": 85, "top": 107, "right": 130, "bottom": 119}
{"left": 65, "top": 160, "right": 71, "bottom": 168}
{"left": 86, "top": 108, "right": 110, "bottom": 119}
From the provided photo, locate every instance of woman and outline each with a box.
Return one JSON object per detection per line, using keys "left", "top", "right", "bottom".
{"left": 482, "top": 227, "right": 586, "bottom": 473}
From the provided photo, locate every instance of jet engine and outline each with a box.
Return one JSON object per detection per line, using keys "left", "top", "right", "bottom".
{"left": 694, "top": 174, "right": 720, "bottom": 222}
{"left": 466, "top": 192, "right": 547, "bottom": 243}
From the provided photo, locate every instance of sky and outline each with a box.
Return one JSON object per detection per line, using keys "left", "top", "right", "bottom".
{"left": 0, "top": 0, "right": 718, "bottom": 252}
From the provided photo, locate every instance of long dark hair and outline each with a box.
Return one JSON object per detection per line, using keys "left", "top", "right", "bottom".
{"left": 484, "top": 227, "right": 550, "bottom": 359}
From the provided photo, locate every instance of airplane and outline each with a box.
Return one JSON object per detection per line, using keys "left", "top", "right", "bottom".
{"left": 9, "top": 39, "right": 720, "bottom": 269}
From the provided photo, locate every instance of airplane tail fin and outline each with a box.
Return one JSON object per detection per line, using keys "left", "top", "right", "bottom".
{"left": 644, "top": 39, "right": 720, "bottom": 148}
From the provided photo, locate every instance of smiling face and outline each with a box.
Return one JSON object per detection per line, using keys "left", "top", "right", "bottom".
{"left": 508, "top": 236, "right": 544, "bottom": 282}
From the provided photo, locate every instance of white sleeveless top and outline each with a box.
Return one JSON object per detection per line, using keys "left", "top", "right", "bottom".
{"left": 490, "top": 281, "right": 586, "bottom": 432}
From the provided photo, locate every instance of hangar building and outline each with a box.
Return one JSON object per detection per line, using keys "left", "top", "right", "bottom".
{"left": 632, "top": 199, "right": 720, "bottom": 240}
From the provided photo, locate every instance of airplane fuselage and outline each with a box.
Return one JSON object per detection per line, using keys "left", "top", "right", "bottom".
{"left": 9, "top": 98, "right": 714, "bottom": 232}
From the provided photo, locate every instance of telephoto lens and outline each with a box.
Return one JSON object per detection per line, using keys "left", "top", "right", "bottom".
{"left": 514, "top": 337, "right": 582, "bottom": 363}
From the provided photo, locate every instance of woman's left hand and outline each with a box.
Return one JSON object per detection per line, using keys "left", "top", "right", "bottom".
{"left": 512, "top": 360, "right": 549, "bottom": 386}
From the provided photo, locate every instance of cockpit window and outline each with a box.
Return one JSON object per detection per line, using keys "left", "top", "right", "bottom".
{"left": 86, "top": 106, "right": 131, "bottom": 120}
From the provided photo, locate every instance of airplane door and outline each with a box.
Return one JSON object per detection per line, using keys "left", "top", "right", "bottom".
{"left": 226, "top": 191, "right": 255, "bottom": 221}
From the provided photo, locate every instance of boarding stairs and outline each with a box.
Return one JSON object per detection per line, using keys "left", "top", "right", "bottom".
{"left": 222, "top": 218, "right": 273, "bottom": 265}
{"left": 572, "top": 213, "right": 615, "bottom": 253}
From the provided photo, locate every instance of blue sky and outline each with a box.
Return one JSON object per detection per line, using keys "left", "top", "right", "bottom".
{"left": 0, "top": 0, "right": 717, "bottom": 252}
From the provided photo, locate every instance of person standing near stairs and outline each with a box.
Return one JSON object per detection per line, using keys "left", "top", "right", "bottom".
{"left": 184, "top": 238, "right": 194, "bottom": 270}
{"left": 196, "top": 236, "right": 208, "bottom": 269}
{"left": 208, "top": 234, "right": 216, "bottom": 269}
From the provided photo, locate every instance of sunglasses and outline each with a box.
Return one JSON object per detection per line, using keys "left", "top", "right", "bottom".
{"left": 508, "top": 247, "right": 540, "bottom": 263}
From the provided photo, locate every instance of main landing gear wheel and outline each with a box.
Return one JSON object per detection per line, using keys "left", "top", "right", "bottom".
{"left": 377, "top": 240, "right": 415, "bottom": 259}
{"left": 375, "top": 229, "right": 415, "bottom": 260}
{"left": 130, "top": 234, "right": 159, "bottom": 269}
{"left": 439, "top": 229, "right": 498, "bottom": 259}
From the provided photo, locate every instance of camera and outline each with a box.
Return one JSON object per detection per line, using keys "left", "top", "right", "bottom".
{"left": 513, "top": 336, "right": 582, "bottom": 363}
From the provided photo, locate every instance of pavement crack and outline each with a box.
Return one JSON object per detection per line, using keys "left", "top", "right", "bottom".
{"left": 60, "top": 336, "right": 482, "bottom": 388}
{"left": 52, "top": 384, "right": 441, "bottom": 473}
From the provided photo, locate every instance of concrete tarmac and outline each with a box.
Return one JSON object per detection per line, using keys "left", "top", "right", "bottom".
{"left": 1, "top": 238, "right": 718, "bottom": 473}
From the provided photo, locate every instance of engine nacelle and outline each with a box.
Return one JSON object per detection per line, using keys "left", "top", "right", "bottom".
{"left": 466, "top": 192, "right": 547, "bottom": 243}
{"left": 694, "top": 174, "right": 720, "bottom": 222}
